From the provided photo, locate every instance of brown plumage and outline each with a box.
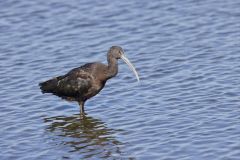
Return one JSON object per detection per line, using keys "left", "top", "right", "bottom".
{"left": 39, "top": 46, "right": 139, "bottom": 114}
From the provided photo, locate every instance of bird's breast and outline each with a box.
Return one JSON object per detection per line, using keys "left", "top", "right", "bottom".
{"left": 83, "top": 79, "right": 105, "bottom": 100}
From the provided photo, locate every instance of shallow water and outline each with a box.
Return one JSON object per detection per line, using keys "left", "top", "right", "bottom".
{"left": 0, "top": 0, "right": 240, "bottom": 159}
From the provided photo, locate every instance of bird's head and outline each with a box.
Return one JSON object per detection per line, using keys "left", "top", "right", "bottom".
{"left": 108, "top": 46, "right": 124, "bottom": 59}
{"left": 108, "top": 46, "right": 140, "bottom": 82}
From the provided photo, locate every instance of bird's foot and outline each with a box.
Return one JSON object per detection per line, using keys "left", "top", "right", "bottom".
{"left": 79, "top": 112, "right": 87, "bottom": 119}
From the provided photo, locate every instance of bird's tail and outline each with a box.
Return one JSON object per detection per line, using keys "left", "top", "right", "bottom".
{"left": 39, "top": 78, "right": 59, "bottom": 93}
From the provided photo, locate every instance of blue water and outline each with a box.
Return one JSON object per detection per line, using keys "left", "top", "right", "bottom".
{"left": 0, "top": 0, "right": 240, "bottom": 159}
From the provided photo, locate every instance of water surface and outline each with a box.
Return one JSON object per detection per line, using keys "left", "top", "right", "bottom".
{"left": 0, "top": 0, "right": 240, "bottom": 159}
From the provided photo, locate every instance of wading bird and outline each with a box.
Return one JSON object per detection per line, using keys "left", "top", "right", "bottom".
{"left": 39, "top": 46, "right": 139, "bottom": 114}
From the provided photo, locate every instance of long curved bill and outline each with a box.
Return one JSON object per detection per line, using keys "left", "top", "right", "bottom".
{"left": 121, "top": 54, "right": 140, "bottom": 82}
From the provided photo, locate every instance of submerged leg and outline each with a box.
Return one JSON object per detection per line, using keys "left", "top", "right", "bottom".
{"left": 78, "top": 101, "right": 85, "bottom": 114}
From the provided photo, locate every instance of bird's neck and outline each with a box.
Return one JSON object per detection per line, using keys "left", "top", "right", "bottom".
{"left": 107, "top": 56, "right": 118, "bottom": 79}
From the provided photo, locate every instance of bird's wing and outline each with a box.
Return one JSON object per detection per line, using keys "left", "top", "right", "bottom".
{"left": 55, "top": 71, "right": 92, "bottom": 98}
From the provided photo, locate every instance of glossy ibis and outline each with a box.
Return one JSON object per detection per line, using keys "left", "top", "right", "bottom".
{"left": 39, "top": 46, "right": 139, "bottom": 114}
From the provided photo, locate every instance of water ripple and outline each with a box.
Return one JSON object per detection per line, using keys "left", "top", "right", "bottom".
{"left": 0, "top": 0, "right": 240, "bottom": 159}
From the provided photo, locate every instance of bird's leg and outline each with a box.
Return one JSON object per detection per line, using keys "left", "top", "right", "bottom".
{"left": 78, "top": 101, "right": 85, "bottom": 114}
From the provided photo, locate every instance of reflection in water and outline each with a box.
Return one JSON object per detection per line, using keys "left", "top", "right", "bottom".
{"left": 44, "top": 114, "right": 131, "bottom": 159}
